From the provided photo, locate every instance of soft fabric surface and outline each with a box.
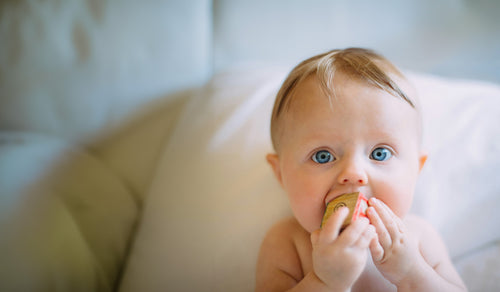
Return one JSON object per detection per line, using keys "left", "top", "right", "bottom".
{"left": 121, "top": 66, "right": 500, "bottom": 292}
{"left": 0, "top": 0, "right": 210, "bottom": 141}
{"left": 90, "top": 93, "right": 190, "bottom": 203}
{"left": 409, "top": 73, "right": 500, "bottom": 258}
{"left": 455, "top": 241, "right": 500, "bottom": 291}
{"left": 119, "top": 67, "right": 292, "bottom": 292}
{"left": 0, "top": 133, "right": 138, "bottom": 292}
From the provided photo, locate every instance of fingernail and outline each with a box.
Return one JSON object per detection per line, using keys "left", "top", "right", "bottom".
{"left": 337, "top": 205, "right": 346, "bottom": 211}
{"left": 338, "top": 206, "right": 349, "bottom": 214}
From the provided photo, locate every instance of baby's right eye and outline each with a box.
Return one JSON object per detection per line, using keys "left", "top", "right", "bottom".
{"left": 312, "top": 150, "right": 334, "bottom": 164}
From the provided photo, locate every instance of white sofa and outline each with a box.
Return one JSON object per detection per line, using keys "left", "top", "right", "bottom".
{"left": 1, "top": 1, "right": 500, "bottom": 291}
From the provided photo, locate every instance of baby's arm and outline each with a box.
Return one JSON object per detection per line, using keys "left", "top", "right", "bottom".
{"left": 255, "top": 208, "right": 376, "bottom": 292}
{"left": 367, "top": 198, "right": 467, "bottom": 291}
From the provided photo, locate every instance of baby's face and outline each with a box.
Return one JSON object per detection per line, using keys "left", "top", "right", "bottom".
{"left": 270, "top": 74, "right": 426, "bottom": 233}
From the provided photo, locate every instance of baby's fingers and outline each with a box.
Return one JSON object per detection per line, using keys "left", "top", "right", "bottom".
{"left": 366, "top": 206, "right": 387, "bottom": 263}
{"left": 354, "top": 224, "right": 377, "bottom": 249}
{"left": 338, "top": 217, "right": 370, "bottom": 246}
{"left": 369, "top": 198, "right": 403, "bottom": 240}
{"left": 367, "top": 205, "right": 391, "bottom": 250}
{"left": 317, "top": 206, "right": 349, "bottom": 244}
{"left": 369, "top": 233, "right": 384, "bottom": 262}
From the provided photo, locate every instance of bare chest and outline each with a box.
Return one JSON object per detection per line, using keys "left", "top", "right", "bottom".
{"left": 351, "top": 257, "right": 396, "bottom": 292}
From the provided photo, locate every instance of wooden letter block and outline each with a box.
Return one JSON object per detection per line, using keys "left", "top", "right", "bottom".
{"left": 321, "top": 192, "right": 368, "bottom": 230}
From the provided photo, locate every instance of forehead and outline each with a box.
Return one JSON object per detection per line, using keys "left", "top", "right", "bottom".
{"left": 286, "top": 70, "right": 418, "bottom": 114}
{"left": 280, "top": 75, "right": 420, "bottom": 142}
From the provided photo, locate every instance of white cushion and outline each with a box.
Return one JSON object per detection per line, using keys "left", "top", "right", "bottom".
{"left": 121, "top": 67, "right": 500, "bottom": 291}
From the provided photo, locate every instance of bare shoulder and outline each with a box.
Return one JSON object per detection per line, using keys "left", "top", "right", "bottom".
{"left": 255, "top": 217, "right": 310, "bottom": 291}
{"left": 404, "top": 214, "right": 438, "bottom": 240}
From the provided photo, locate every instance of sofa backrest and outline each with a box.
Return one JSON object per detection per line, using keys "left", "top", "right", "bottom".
{"left": 0, "top": 0, "right": 212, "bottom": 142}
{"left": 213, "top": 0, "right": 500, "bottom": 83}
{"left": 2, "top": 0, "right": 499, "bottom": 142}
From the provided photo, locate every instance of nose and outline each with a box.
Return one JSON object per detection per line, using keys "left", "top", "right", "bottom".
{"left": 337, "top": 158, "right": 368, "bottom": 185}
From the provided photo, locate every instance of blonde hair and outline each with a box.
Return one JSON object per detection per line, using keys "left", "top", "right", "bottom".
{"left": 270, "top": 47, "right": 416, "bottom": 151}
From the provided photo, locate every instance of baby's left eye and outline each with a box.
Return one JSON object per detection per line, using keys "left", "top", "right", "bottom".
{"left": 370, "top": 147, "right": 392, "bottom": 161}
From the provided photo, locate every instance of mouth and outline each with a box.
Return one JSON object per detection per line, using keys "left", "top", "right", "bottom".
{"left": 325, "top": 191, "right": 355, "bottom": 206}
{"left": 324, "top": 190, "right": 370, "bottom": 206}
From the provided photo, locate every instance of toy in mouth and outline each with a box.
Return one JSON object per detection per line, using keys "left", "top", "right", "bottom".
{"left": 321, "top": 192, "right": 369, "bottom": 230}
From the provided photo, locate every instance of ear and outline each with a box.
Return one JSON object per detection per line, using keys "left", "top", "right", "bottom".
{"left": 266, "top": 153, "right": 283, "bottom": 187}
{"left": 418, "top": 151, "right": 428, "bottom": 173}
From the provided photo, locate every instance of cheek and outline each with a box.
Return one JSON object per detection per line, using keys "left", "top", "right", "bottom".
{"left": 374, "top": 165, "right": 419, "bottom": 218}
{"left": 282, "top": 170, "right": 328, "bottom": 232}
{"left": 376, "top": 190, "right": 414, "bottom": 218}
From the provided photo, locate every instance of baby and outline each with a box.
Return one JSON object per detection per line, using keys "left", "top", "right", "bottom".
{"left": 256, "top": 48, "right": 467, "bottom": 291}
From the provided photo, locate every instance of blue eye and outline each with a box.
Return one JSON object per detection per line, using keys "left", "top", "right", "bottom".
{"left": 312, "top": 150, "right": 334, "bottom": 164}
{"left": 370, "top": 147, "right": 392, "bottom": 161}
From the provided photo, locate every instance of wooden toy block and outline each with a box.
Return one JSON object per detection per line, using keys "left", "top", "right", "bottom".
{"left": 321, "top": 192, "right": 368, "bottom": 230}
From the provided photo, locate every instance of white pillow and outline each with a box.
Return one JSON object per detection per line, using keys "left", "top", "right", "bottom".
{"left": 121, "top": 67, "right": 500, "bottom": 292}
{"left": 408, "top": 73, "right": 500, "bottom": 257}
{"left": 120, "top": 66, "right": 291, "bottom": 292}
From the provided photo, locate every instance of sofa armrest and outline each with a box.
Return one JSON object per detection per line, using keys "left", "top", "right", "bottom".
{"left": 0, "top": 133, "right": 138, "bottom": 292}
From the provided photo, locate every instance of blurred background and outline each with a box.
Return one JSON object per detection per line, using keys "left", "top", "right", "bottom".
{"left": 213, "top": 0, "right": 500, "bottom": 82}
{"left": 2, "top": 0, "right": 499, "bottom": 141}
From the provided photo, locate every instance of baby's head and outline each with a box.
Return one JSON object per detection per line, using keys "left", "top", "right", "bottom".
{"left": 271, "top": 47, "right": 420, "bottom": 152}
{"left": 267, "top": 48, "right": 427, "bottom": 232}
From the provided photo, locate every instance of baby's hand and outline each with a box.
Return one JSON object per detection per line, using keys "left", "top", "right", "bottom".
{"left": 310, "top": 207, "right": 376, "bottom": 291}
{"left": 367, "top": 198, "right": 420, "bottom": 285}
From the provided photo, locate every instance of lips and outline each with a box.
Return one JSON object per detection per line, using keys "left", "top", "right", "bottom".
{"left": 324, "top": 190, "right": 373, "bottom": 208}
{"left": 324, "top": 190, "right": 363, "bottom": 206}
